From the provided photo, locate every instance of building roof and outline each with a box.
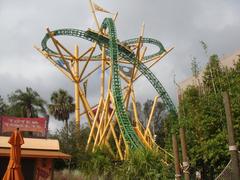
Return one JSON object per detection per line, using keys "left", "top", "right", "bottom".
{"left": 0, "top": 136, "right": 71, "bottom": 160}
{"left": 0, "top": 148, "right": 71, "bottom": 160}
{"left": 0, "top": 136, "right": 59, "bottom": 150}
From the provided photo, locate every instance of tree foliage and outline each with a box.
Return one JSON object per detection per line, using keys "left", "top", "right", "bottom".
{"left": 0, "top": 96, "right": 7, "bottom": 116}
{"left": 53, "top": 99, "right": 172, "bottom": 179}
{"left": 52, "top": 121, "right": 90, "bottom": 170}
{"left": 128, "top": 99, "right": 167, "bottom": 146}
{"left": 7, "top": 87, "right": 46, "bottom": 117}
{"left": 179, "top": 55, "right": 240, "bottom": 178}
{"left": 55, "top": 121, "right": 170, "bottom": 179}
{"left": 48, "top": 89, "right": 75, "bottom": 132}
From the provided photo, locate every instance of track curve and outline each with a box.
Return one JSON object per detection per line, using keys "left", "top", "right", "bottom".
{"left": 41, "top": 18, "right": 176, "bottom": 150}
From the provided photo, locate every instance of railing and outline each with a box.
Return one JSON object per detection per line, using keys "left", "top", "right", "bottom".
{"left": 215, "top": 152, "right": 240, "bottom": 180}
{"left": 215, "top": 160, "right": 232, "bottom": 180}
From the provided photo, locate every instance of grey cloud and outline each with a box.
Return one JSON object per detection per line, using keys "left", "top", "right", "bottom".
{"left": 0, "top": 0, "right": 240, "bottom": 130}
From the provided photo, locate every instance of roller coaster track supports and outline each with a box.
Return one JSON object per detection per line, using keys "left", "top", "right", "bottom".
{"left": 78, "top": 87, "right": 115, "bottom": 156}
{"left": 129, "top": 47, "right": 173, "bottom": 85}
{"left": 89, "top": 0, "right": 100, "bottom": 31}
{"left": 79, "top": 43, "right": 97, "bottom": 80}
{"left": 35, "top": 47, "right": 74, "bottom": 81}
{"left": 100, "top": 44, "right": 106, "bottom": 137}
{"left": 40, "top": 17, "right": 177, "bottom": 156}
{"left": 101, "top": 45, "right": 106, "bottom": 99}
{"left": 98, "top": 108, "right": 115, "bottom": 146}
{"left": 74, "top": 45, "right": 81, "bottom": 128}
{"left": 93, "top": 92, "right": 111, "bottom": 151}
{"left": 130, "top": 90, "right": 141, "bottom": 130}
{"left": 86, "top": 97, "right": 103, "bottom": 151}
{"left": 109, "top": 117, "right": 124, "bottom": 159}
{"left": 144, "top": 96, "right": 159, "bottom": 138}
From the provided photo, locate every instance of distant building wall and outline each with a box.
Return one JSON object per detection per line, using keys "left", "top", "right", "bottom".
{"left": 178, "top": 49, "right": 240, "bottom": 94}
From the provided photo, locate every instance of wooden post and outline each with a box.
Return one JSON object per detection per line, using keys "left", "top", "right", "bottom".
{"left": 180, "top": 127, "right": 190, "bottom": 180}
{"left": 172, "top": 134, "right": 181, "bottom": 180}
{"left": 223, "top": 92, "right": 240, "bottom": 180}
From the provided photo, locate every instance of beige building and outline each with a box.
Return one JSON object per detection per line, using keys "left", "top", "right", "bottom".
{"left": 0, "top": 136, "right": 71, "bottom": 180}
{"left": 178, "top": 49, "right": 240, "bottom": 93}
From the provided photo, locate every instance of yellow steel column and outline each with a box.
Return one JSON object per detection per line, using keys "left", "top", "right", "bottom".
{"left": 74, "top": 45, "right": 80, "bottom": 128}
{"left": 144, "top": 96, "right": 159, "bottom": 138}
{"left": 89, "top": 0, "right": 100, "bottom": 31}
{"left": 101, "top": 45, "right": 106, "bottom": 99}
{"left": 100, "top": 45, "right": 106, "bottom": 136}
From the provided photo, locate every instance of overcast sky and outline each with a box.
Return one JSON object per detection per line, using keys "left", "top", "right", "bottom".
{"left": 0, "top": 0, "right": 240, "bottom": 132}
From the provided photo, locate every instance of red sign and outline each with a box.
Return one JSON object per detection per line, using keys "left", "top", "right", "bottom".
{"left": 0, "top": 116, "right": 47, "bottom": 134}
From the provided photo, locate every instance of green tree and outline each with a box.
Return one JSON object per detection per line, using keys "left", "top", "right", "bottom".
{"left": 0, "top": 95, "right": 7, "bottom": 115}
{"left": 128, "top": 101, "right": 144, "bottom": 126}
{"left": 53, "top": 121, "right": 90, "bottom": 170}
{"left": 203, "top": 54, "right": 223, "bottom": 93}
{"left": 143, "top": 100, "right": 165, "bottom": 144}
{"left": 115, "top": 150, "right": 168, "bottom": 179}
{"left": 191, "top": 56, "right": 200, "bottom": 78}
{"left": 178, "top": 55, "right": 240, "bottom": 178}
{"left": 7, "top": 87, "right": 46, "bottom": 117}
{"left": 129, "top": 99, "right": 167, "bottom": 147}
{"left": 48, "top": 89, "right": 75, "bottom": 132}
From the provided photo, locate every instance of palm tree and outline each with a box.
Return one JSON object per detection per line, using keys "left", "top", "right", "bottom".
{"left": 48, "top": 89, "right": 75, "bottom": 132}
{"left": 0, "top": 95, "right": 7, "bottom": 115}
{"left": 8, "top": 87, "right": 46, "bottom": 117}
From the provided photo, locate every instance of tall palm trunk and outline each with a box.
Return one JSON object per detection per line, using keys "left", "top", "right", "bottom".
{"left": 26, "top": 107, "right": 32, "bottom": 118}
{"left": 64, "top": 119, "right": 68, "bottom": 135}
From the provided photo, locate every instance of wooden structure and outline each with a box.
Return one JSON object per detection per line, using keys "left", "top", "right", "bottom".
{"left": 0, "top": 136, "right": 70, "bottom": 180}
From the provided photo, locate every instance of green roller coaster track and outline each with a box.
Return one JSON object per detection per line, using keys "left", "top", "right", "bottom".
{"left": 41, "top": 18, "right": 177, "bottom": 150}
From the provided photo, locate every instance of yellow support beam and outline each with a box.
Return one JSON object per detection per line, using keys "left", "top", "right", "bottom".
{"left": 98, "top": 108, "right": 115, "bottom": 146}
{"left": 79, "top": 43, "right": 97, "bottom": 80}
{"left": 130, "top": 90, "right": 141, "bottom": 128}
{"left": 101, "top": 45, "right": 106, "bottom": 99}
{"left": 93, "top": 92, "right": 110, "bottom": 151}
{"left": 80, "top": 64, "right": 102, "bottom": 82}
{"left": 74, "top": 45, "right": 80, "bottom": 128}
{"left": 46, "top": 28, "right": 76, "bottom": 81}
{"left": 34, "top": 47, "right": 73, "bottom": 81}
{"left": 110, "top": 121, "right": 124, "bottom": 160}
{"left": 144, "top": 96, "right": 159, "bottom": 138}
{"left": 86, "top": 97, "right": 103, "bottom": 150}
{"left": 89, "top": 0, "right": 100, "bottom": 31}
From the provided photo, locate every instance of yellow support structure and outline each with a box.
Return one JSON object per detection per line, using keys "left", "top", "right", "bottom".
{"left": 74, "top": 45, "right": 80, "bottom": 128}
{"left": 37, "top": 14, "right": 175, "bottom": 162}
{"left": 144, "top": 96, "right": 159, "bottom": 138}
{"left": 93, "top": 92, "right": 110, "bottom": 150}
{"left": 86, "top": 97, "right": 103, "bottom": 150}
